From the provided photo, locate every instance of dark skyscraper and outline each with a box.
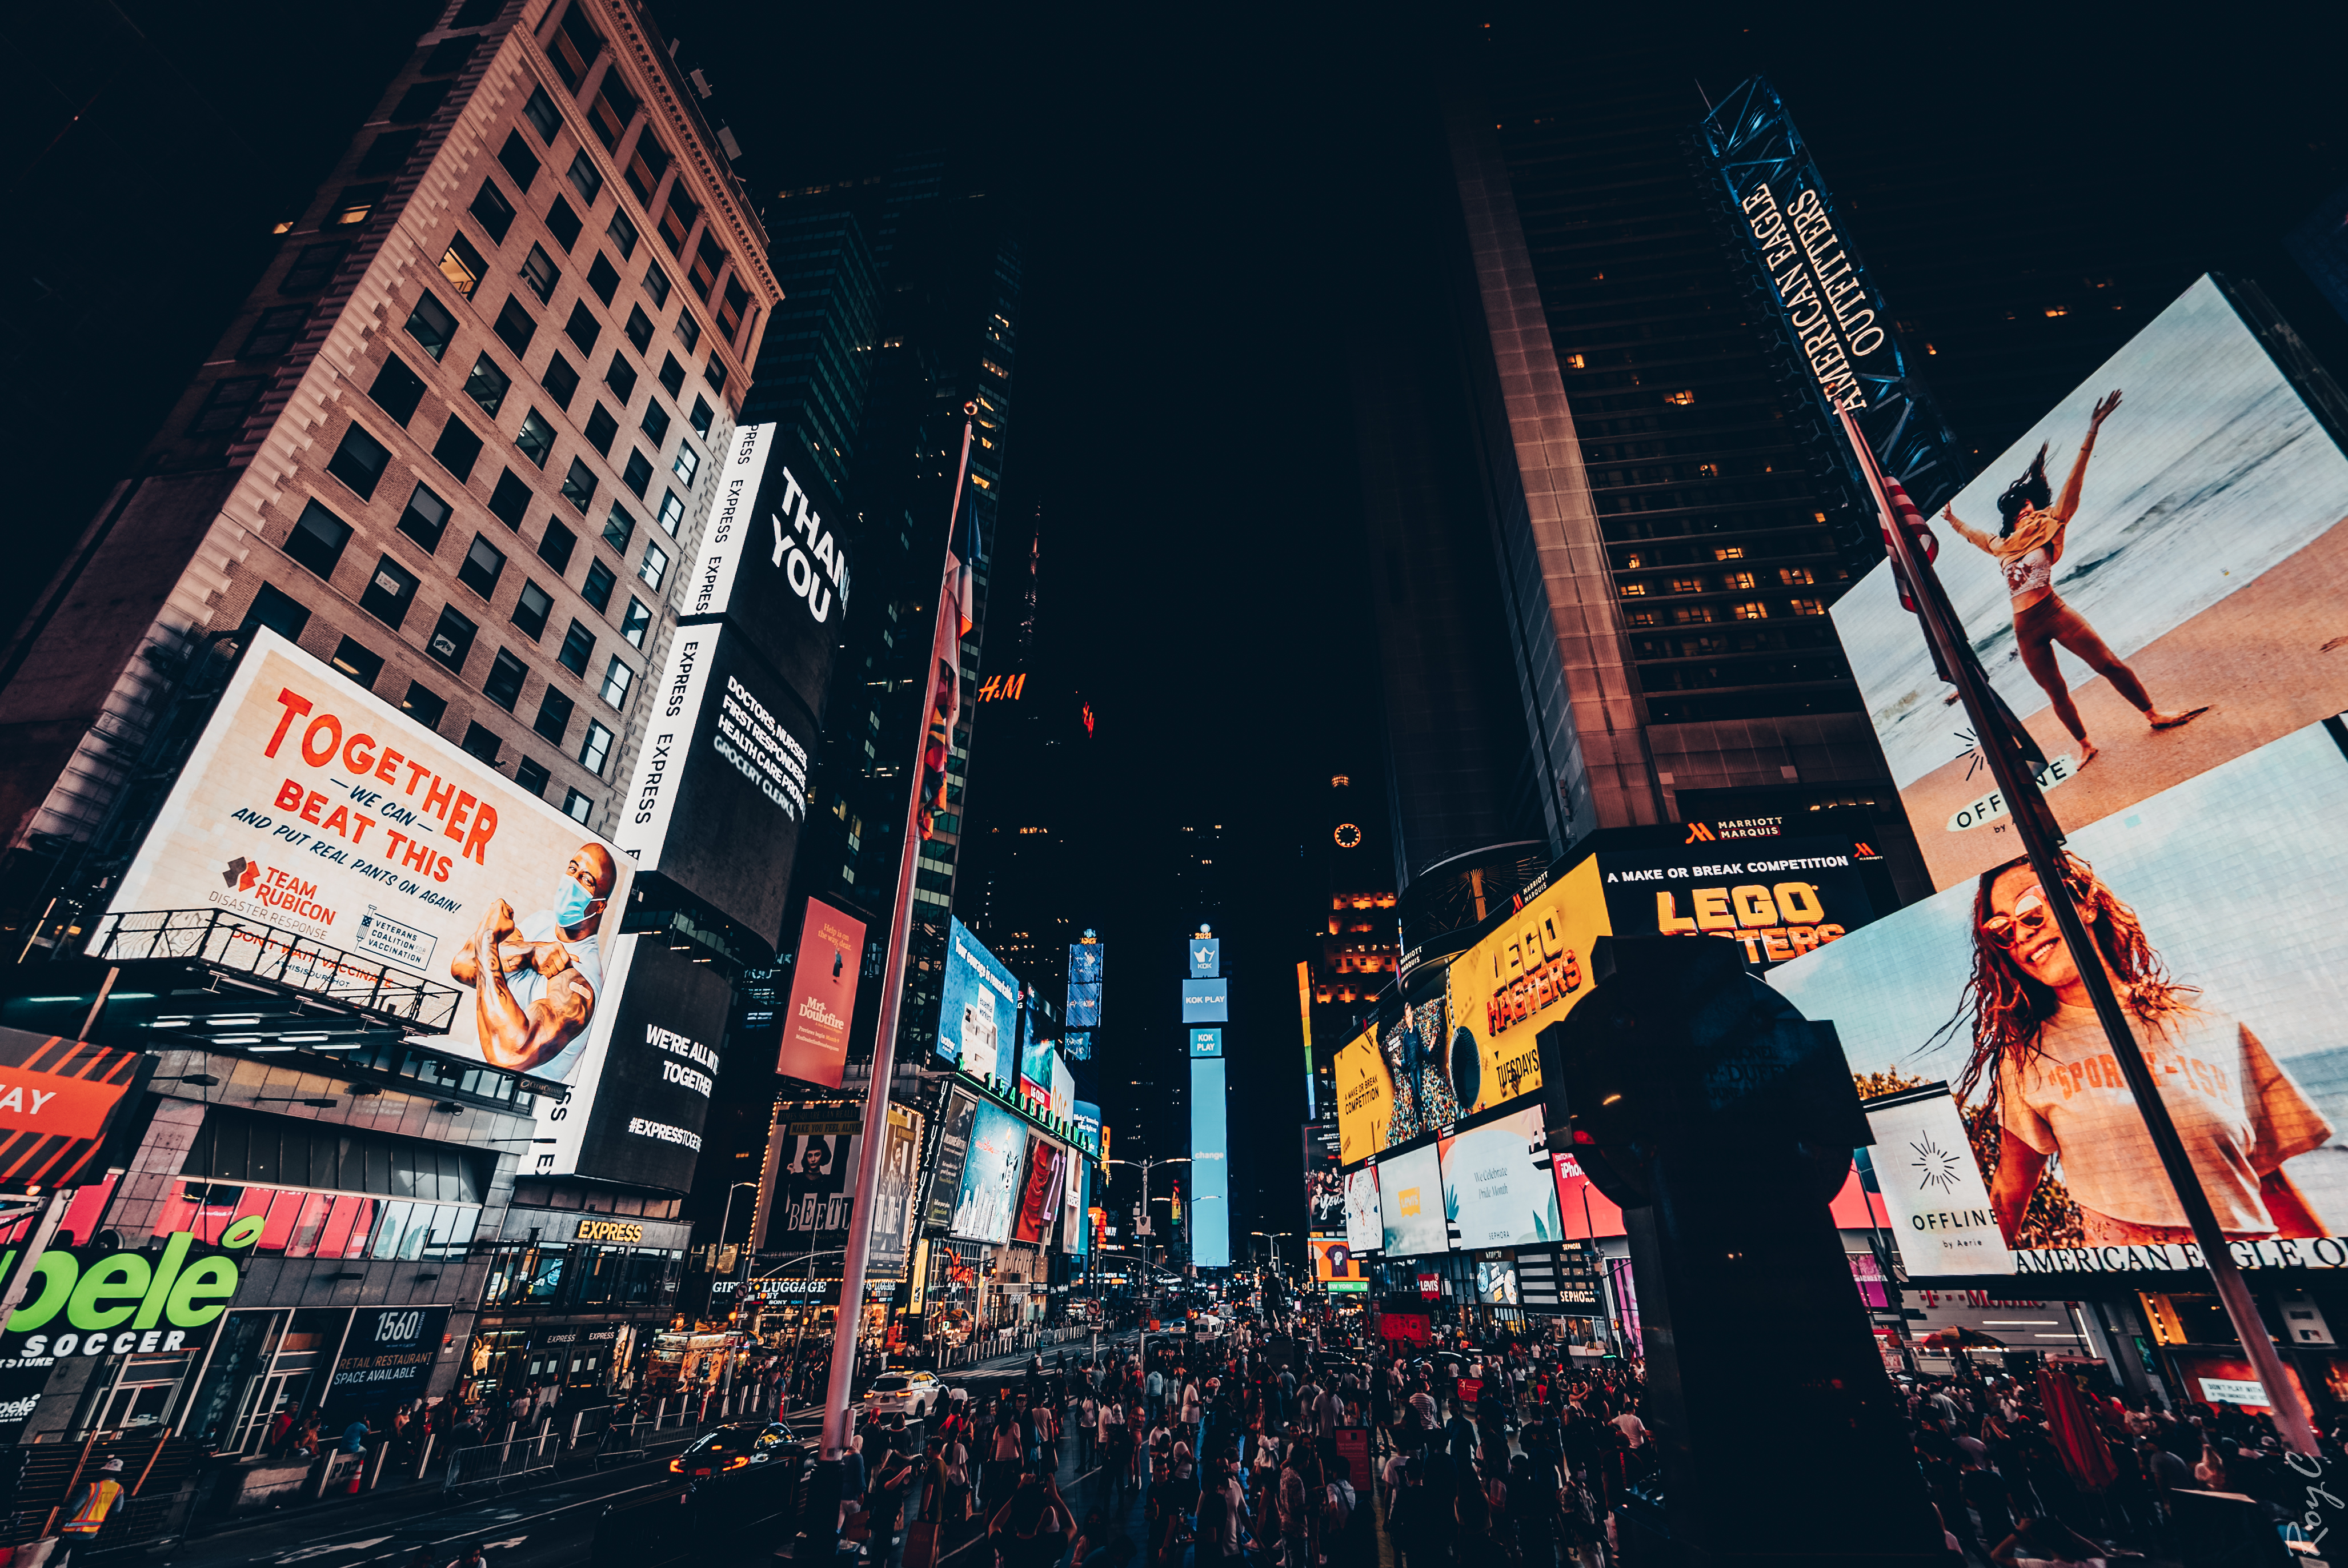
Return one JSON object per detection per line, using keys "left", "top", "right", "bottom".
{"left": 741, "top": 198, "right": 879, "bottom": 500}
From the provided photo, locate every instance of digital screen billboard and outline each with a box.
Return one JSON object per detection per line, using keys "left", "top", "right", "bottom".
{"left": 869, "top": 1104, "right": 923, "bottom": 1280}
{"left": 1594, "top": 839, "right": 1878, "bottom": 971}
{"left": 1770, "top": 718, "right": 2348, "bottom": 1277}
{"left": 778, "top": 896, "right": 864, "bottom": 1088}
{"left": 1334, "top": 1025, "right": 1391, "bottom": 1165}
{"left": 1013, "top": 1137, "right": 1067, "bottom": 1246}
{"left": 1180, "top": 977, "right": 1228, "bottom": 1022}
{"left": 1191, "top": 1054, "right": 1231, "bottom": 1268}
{"left": 936, "top": 918, "right": 1018, "bottom": 1079}
{"left": 101, "top": 629, "right": 634, "bottom": 1084}
{"left": 612, "top": 620, "right": 815, "bottom": 942}
{"left": 1050, "top": 1054, "right": 1075, "bottom": 1121}
{"left": 1068, "top": 939, "right": 1104, "bottom": 1029}
{"left": 1553, "top": 1150, "right": 1628, "bottom": 1241}
{"left": 1445, "top": 856, "right": 1606, "bottom": 1116}
{"left": 1344, "top": 1167, "right": 1383, "bottom": 1255}
{"left": 1189, "top": 1028, "right": 1223, "bottom": 1057}
{"left": 921, "top": 1091, "right": 978, "bottom": 1233}
{"left": 1305, "top": 1113, "right": 1343, "bottom": 1232}
{"left": 1189, "top": 938, "right": 1220, "bottom": 978}
{"left": 0, "top": 1030, "right": 150, "bottom": 1189}
{"left": 949, "top": 1101, "right": 1029, "bottom": 1244}
{"left": 1019, "top": 1029, "right": 1055, "bottom": 1104}
{"left": 1309, "top": 1233, "right": 1365, "bottom": 1285}
{"left": 1474, "top": 1258, "right": 1520, "bottom": 1305}
{"left": 551, "top": 936, "right": 732, "bottom": 1190}
{"left": 763, "top": 1108, "right": 861, "bottom": 1256}
{"left": 1831, "top": 275, "right": 2348, "bottom": 892}
{"left": 683, "top": 424, "right": 850, "bottom": 716}
{"left": 1378, "top": 1142, "right": 1445, "bottom": 1257}
{"left": 1439, "top": 1105, "right": 1564, "bottom": 1249}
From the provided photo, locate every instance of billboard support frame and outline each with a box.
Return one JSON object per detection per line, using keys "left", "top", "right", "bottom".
{"left": 1840, "top": 400, "right": 2320, "bottom": 1455}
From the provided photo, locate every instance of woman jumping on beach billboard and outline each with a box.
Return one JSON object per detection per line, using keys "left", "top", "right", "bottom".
{"left": 1951, "top": 851, "right": 2330, "bottom": 1248}
{"left": 1942, "top": 390, "right": 2206, "bottom": 765}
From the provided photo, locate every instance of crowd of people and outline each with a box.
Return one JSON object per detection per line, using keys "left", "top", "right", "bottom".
{"left": 819, "top": 1306, "right": 2343, "bottom": 1568}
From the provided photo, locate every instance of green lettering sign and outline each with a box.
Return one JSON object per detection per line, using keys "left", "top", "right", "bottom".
{"left": 165, "top": 1256, "right": 238, "bottom": 1329}
{"left": 67, "top": 1255, "right": 151, "bottom": 1332}
{"left": 5, "top": 1253, "right": 78, "bottom": 1333}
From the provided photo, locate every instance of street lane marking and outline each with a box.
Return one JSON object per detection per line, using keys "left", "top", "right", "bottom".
{"left": 273, "top": 1538, "right": 394, "bottom": 1563}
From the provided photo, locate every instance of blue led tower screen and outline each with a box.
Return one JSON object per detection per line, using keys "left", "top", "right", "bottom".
{"left": 1190, "top": 1054, "right": 1231, "bottom": 1268}
{"left": 1068, "top": 940, "right": 1104, "bottom": 1029}
{"left": 1188, "top": 937, "right": 1220, "bottom": 978}
{"left": 1180, "top": 979, "right": 1228, "bottom": 1022}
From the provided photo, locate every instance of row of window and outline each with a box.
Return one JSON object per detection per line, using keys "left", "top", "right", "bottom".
{"left": 1618, "top": 566, "right": 1818, "bottom": 596}
{"left": 1621, "top": 598, "right": 1828, "bottom": 627}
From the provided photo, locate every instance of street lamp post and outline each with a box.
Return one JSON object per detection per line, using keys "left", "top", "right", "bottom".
{"left": 1104, "top": 1155, "right": 1187, "bottom": 1373}
{"left": 717, "top": 1181, "right": 756, "bottom": 1407}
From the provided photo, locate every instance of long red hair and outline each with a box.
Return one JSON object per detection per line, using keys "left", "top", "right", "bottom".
{"left": 1946, "top": 851, "right": 2195, "bottom": 1118}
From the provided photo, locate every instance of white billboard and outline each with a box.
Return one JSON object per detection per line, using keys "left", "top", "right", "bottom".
{"left": 1861, "top": 1088, "right": 2016, "bottom": 1278}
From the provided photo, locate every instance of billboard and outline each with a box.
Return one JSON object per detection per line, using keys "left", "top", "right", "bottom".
{"left": 1770, "top": 719, "right": 2348, "bottom": 1276}
{"left": 1068, "top": 939, "right": 1104, "bottom": 1029}
{"left": 766, "top": 1108, "right": 860, "bottom": 1256}
{"left": 778, "top": 896, "right": 865, "bottom": 1088}
{"left": 684, "top": 425, "right": 850, "bottom": 714}
{"left": 546, "top": 936, "right": 731, "bottom": 1189}
{"left": 1474, "top": 1257, "right": 1520, "bottom": 1305}
{"left": 1018, "top": 1026, "right": 1055, "bottom": 1104}
{"left": 1191, "top": 1054, "right": 1231, "bottom": 1268}
{"left": 1445, "top": 856, "right": 1607, "bottom": 1116}
{"left": 100, "top": 629, "right": 634, "bottom": 1079}
{"left": 1309, "top": 1233, "right": 1366, "bottom": 1285}
{"left": 1180, "top": 977, "right": 1228, "bottom": 1022}
{"left": 1439, "top": 1105, "right": 1564, "bottom": 1250}
{"left": 1343, "top": 1167, "right": 1383, "bottom": 1255}
{"left": 1378, "top": 1142, "right": 1445, "bottom": 1257}
{"left": 1013, "top": 1137, "right": 1066, "bottom": 1246}
{"left": 949, "top": 1101, "right": 1029, "bottom": 1244}
{"left": 1189, "top": 937, "right": 1220, "bottom": 978}
{"left": 321, "top": 1305, "right": 452, "bottom": 1422}
{"left": 0, "top": 1031, "right": 150, "bottom": 1189}
{"left": 1553, "top": 1150, "right": 1628, "bottom": 1241}
{"left": 1333, "top": 1026, "right": 1391, "bottom": 1165}
{"left": 1189, "top": 1028, "right": 1223, "bottom": 1057}
{"left": 1830, "top": 275, "right": 2348, "bottom": 891}
{"left": 1050, "top": 1054, "right": 1075, "bottom": 1122}
{"left": 613, "top": 620, "right": 816, "bottom": 941}
{"left": 869, "top": 1104, "right": 923, "bottom": 1280}
{"left": 936, "top": 918, "right": 1018, "bottom": 1078}
{"left": 921, "top": 1091, "right": 979, "bottom": 1233}
{"left": 1305, "top": 1113, "right": 1343, "bottom": 1232}
{"left": 1594, "top": 838, "right": 1878, "bottom": 971}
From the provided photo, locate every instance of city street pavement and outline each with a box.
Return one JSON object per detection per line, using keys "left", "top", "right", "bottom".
{"left": 175, "top": 1332, "right": 1147, "bottom": 1568}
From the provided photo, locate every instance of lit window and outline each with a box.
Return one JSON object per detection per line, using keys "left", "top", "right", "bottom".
{"left": 1564, "top": 352, "right": 1585, "bottom": 368}
{"left": 1664, "top": 390, "right": 1694, "bottom": 406}
{"left": 1696, "top": 463, "right": 1718, "bottom": 479}
{"left": 2044, "top": 306, "right": 2067, "bottom": 318}
{"left": 1713, "top": 546, "right": 1744, "bottom": 561}
{"left": 1618, "top": 581, "right": 1647, "bottom": 597}
{"left": 439, "top": 233, "right": 486, "bottom": 299}
{"left": 1790, "top": 598, "right": 1826, "bottom": 616}
{"left": 1725, "top": 572, "right": 1756, "bottom": 591}
{"left": 1668, "top": 578, "right": 1704, "bottom": 595}
{"left": 1732, "top": 601, "right": 1768, "bottom": 620}
{"left": 1778, "top": 567, "right": 1816, "bottom": 586}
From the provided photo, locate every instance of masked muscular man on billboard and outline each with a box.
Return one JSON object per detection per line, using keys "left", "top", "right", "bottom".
{"left": 450, "top": 843, "right": 615, "bottom": 1078}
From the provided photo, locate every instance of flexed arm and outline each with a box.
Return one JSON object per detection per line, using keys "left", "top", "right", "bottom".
{"left": 471, "top": 899, "right": 593, "bottom": 1071}
{"left": 1941, "top": 505, "right": 2002, "bottom": 556}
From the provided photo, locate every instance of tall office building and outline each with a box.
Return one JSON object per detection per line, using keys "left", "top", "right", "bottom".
{"left": 740, "top": 200, "right": 879, "bottom": 501}
{"left": 0, "top": 0, "right": 779, "bottom": 952}
{"left": 1351, "top": 27, "right": 1930, "bottom": 940}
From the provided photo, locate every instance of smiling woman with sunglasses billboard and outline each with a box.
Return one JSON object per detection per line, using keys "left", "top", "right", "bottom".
{"left": 1951, "top": 851, "right": 2332, "bottom": 1249}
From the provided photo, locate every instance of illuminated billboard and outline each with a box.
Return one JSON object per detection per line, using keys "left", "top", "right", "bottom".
{"left": 1191, "top": 1054, "right": 1231, "bottom": 1268}
{"left": 544, "top": 936, "right": 731, "bottom": 1189}
{"left": 1830, "top": 275, "right": 2348, "bottom": 892}
{"left": 1474, "top": 1257, "right": 1520, "bottom": 1305}
{"left": 762, "top": 1107, "right": 860, "bottom": 1256}
{"left": 1439, "top": 1105, "right": 1563, "bottom": 1250}
{"left": 1771, "top": 719, "right": 2348, "bottom": 1276}
{"left": 1309, "top": 1233, "right": 1365, "bottom": 1285}
{"left": 1189, "top": 938, "right": 1220, "bottom": 978}
{"left": 778, "top": 896, "right": 864, "bottom": 1088}
{"left": 1189, "top": 1029, "right": 1223, "bottom": 1057}
{"left": 949, "top": 1101, "right": 1029, "bottom": 1244}
{"left": 1013, "top": 1137, "right": 1067, "bottom": 1246}
{"left": 1553, "top": 1150, "right": 1628, "bottom": 1241}
{"left": 1068, "top": 939, "right": 1104, "bottom": 1029}
{"left": 1378, "top": 1142, "right": 1445, "bottom": 1257}
{"left": 1180, "top": 977, "right": 1228, "bottom": 1022}
{"left": 1019, "top": 1028, "right": 1055, "bottom": 1104}
{"left": 1050, "top": 1054, "right": 1075, "bottom": 1121}
{"left": 936, "top": 917, "right": 1018, "bottom": 1080}
{"left": 1343, "top": 1167, "right": 1383, "bottom": 1255}
{"left": 1333, "top": 1026, "right": 1391, "bottom": 1165}
{"left": 869, "top": 1104, "right": 923, "bottom": 1280}
{"left": 1445, "top": 856, "right": 1606, "bottom": 1116}
{"left": 613, "top": 619, "right": 816, "bottom": 941}
{"left": 921, "top": 1091, "right": 978, "bottom": 1232}
{"left": 102, "top": 629, "right": 634, "bottom": 1077}
{"left": 684, "top": 424, "right": 850, "bottom": 712}
{"left": 1594, "top": 839, "right": 1878, "bottom": 971}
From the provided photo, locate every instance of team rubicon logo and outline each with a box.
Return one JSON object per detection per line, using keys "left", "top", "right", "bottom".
{"left": 218, "top": 857, "right": 337, "bottom": 926}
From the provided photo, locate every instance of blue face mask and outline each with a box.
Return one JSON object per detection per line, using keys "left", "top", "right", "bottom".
{"left": 554, "top": 874, "right": 596, "bottom": 927}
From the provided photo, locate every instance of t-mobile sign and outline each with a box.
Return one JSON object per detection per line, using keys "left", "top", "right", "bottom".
{"left": 779, "top": 896, "right": 865, "bottom": 1088}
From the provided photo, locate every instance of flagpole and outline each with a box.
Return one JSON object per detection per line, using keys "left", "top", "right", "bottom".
{"left": 816, "top": 405, "right": 979, "bottom": 1462}
{"left": 1835, "top": 403, "right": 2319, "bottom": 1455}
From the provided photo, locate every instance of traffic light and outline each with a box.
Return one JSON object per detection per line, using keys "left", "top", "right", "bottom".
{"left": 1537, "top": 936, "right": 1940, "bottom": 1567}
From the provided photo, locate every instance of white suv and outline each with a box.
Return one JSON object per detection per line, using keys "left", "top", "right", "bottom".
{"left": 858, "top": 1370, "right": 944, "bottom": 1421}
